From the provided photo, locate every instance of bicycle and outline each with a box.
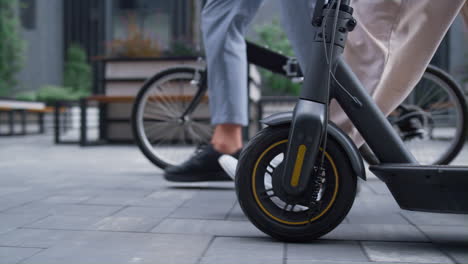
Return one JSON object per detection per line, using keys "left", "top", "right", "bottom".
{"left": 131, "top": 42, "right": 467, "bottom": 169}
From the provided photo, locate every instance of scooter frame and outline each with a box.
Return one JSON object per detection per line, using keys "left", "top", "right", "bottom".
{"left": 271, "top": 0, "right": 468, "bottom": 213}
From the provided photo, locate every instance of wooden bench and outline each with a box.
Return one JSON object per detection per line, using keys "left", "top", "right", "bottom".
{"left": 0, "top": 100, "right": 48, "bottom": 136}
{"left": 53, "top": 94, "right": 212, "bottom": 145}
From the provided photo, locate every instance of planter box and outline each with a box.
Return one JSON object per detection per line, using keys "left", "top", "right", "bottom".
{"left": 100, "top": 57, "right": 203, "bottom": 142}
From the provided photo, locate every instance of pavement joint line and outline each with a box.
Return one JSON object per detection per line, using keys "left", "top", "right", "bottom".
{"left": 0, "top": 245, "right": 46, "bottom": 250}
{"left": 399, "top": 212, "right": 460, "bottom": 264}
{"left": 358, "top": 182, "right": 378, "bottom": 195}
{"left": 15, "top": 247, "right": 46, "bottom": 264}
{"left": 196, "top": 235, "right": 216, "bottom": 264}
{"left": 108, "top": 205, "right": 130, "bottom": 216}
{"left": 282, "top": 242, "right": 287, "bottom": 264}
{"left": 18, "top": 227, "right": 151, "bottom": 234}
{"left": 224, "top": 201, "right": 239, "bottom": 220}
{"left": 357, "top": 240, "right": 372, "bottom": 262}
{"left": 75, "top": 202, "right": 132, "bottom": 207}
{"left": 397, "top": 211, "right": 414, "bottom": 226}
{"left": 143, "top": 203, "right": 183, "bottom": 232}
{"left": 156, "top": 217, "right": 248, "bottom": 222}
{"left": 167, "top": 191, "right": 203, "bottom": 219}
{"left": 143, "top": 218, "right": 166, "bottom": 233}
{"left": 17, "top": 214, "right": 53, "bottom": 229}
{"left": 0, "top": 199, "right": 43, "bottom": 214}
{"left": 77, "top": 194, "right": 99, "bottom": 204}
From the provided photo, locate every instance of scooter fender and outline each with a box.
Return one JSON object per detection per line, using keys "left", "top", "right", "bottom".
{"left": 261, "top": 112, "right": 366, "bottom": 181}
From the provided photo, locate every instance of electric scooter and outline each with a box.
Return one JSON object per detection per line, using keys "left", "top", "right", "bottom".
{"left": 235, "top": 0, "right": 468, "bottom": 242}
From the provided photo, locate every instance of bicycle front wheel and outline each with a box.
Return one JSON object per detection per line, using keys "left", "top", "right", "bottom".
{"left": 132, "top": 66, "right": 213, "bottom": 169}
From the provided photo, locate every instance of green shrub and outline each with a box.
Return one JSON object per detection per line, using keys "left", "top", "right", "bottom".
{"left": 64, "top": 44, "right": 92, "bottom": 96}
{"left": 165, "top": 39, "right": 201, "bottom": 57}
{"left": 0, "top": 0, "right": 25, "bottom": 97}
{"left": 36, "top": 85, "right": 82, "bottom": 103}
{"left": 255, "top": 20, "right": 300, "bottom": 96}
{"left": 15, "top": 91, "right": 37, "bottom": 101}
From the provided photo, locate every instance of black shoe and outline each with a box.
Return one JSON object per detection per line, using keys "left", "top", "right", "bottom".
{"left": 164, "top": 145, "right": 241, "bottom": 182}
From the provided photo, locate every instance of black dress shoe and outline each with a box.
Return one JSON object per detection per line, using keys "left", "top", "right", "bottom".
{"left": 164, "top": 145, "right": 240, "bottom": 182}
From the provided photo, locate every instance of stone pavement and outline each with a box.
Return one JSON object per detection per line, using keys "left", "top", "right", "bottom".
{"left": 0, "top": 135, "right": 467, "bottom": 264}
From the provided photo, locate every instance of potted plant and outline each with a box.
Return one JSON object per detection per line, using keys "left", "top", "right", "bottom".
{"left": 99, "top": 15, "right": 202, "bottom": 142}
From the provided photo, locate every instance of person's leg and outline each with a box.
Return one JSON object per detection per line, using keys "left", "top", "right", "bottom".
{"left": 280, "top": 0, "right": 466, "bottom": 147}
{"left": 345, "top": 0, "right": 466, "bottom": 146}
{"left": 164, "top": 0, "right": 263, "bottom": 181}
{"left": 202, "top": 0, "right": 264, "bottom": 155}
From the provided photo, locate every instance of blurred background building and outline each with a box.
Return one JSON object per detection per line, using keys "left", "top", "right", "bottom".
{"left": 9, "top": 0, "right": 468, "bottom": 96}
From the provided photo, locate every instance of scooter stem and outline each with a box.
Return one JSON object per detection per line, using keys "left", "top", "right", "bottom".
{"left": 281, "top": 1, "right": 354, "bottom": 197}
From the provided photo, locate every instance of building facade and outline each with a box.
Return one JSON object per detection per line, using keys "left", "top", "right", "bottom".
{"left": 14, "top": 0, "right": 467, "bottom": 96}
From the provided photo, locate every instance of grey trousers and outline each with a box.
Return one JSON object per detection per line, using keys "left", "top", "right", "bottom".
{"left": 202, "top": 0, "right": 467, "bottom": 145}
{"left": 201, "top": 0, "right": 316, "bottom": 126}
{"left": 201, "top": 0, "right": 264, "bottom": 126}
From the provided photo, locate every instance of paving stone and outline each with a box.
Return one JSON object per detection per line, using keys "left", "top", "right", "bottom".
{"left": 169, "top": 202, "right": 235, "bottom": 220}
{"left": 439, "top": 244, "right": 468, "bottom": 264}
{"left": 0, "top": 229, "right": 84, "bottom": 248}
{"left": 362, "top": 241, "right": 454, "bottom": 263}
{"left": 130, "top": 189, "right": 197, "bottom": 208}
{"left": 0, "top": 247, "right": 43, "bottom": 264}
{"left": 5, "top": 203, "right": 123, "bottom": 217}
{"left": 350, "top": 195, "right": 402, "bottom": 213}
{"left": 287, "top": 240, "right": 368, "bottom": 262}
{"left": 225, "top": 203, "right": 248, "bottom": 221}
{"left": 0, "top": 214, "right": 48, "bottom": 235}
{"left": 40, "top": 195, "right": 92, "bottom": 204}
{"left": 346, "top": 210, "right": 410, "bottom": 225}
{"left": 0, "top": 187, "right": 32, "bottom": 196}
{"left": 200, "top": 237, "right": 283, "bottom": 264}
{"left": 286, "top": 261, "right": 415, "bottom": 264}
{"left": 24, "top": 215, "right": 105, "bottom": 230}
{"left": 2, "top": 135, "right": 468, "bottom": 264}
{"left": 418, "top": 225, "right": 468, "bottom": 264}
{"left": 0, "top": 194, "right": 51, "bottom": 212}
{"left": 82, "top": 191, "right": 149, "bottom": 206}
{"left": 401, "top": 211, "right": 468, "bottom": 226}
{"left": 183, "top": 190, "right": 237, "bottom": 205}
{"left": 92, "top": 207, "right": 174, "bottom": 232}
{"left": 324, "top": 224, "right": 428, "bottom": 242}
{"left": 21, "top": 232, "right": 211, "bottom": 264}
{"left": 365, "top": 180, "right": 393, "bottom": 195}
{"left": 418, "top": 225, "right": 468, "bottom": 244}
{"left": 151, "top": 218, "right": 265, "bottom": 237}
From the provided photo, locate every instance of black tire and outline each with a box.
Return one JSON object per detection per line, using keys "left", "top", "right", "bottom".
{"left": 236, "top": 125, "right": 357, "bottom": 242}
{"left": 132, "top": 66, "right": 212, "bottom": 169}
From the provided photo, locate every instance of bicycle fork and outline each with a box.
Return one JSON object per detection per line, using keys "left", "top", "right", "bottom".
{"left": 281, "top": 1, "right": 355, "bottom": 197}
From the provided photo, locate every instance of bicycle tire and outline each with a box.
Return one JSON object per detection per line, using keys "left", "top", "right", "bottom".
{"left": 362, "top": 65, "right": 468, "bottom": 165}
{"left": 421, "top": 65, "right": 468, "bottom": 165}
{"left": 132, "top": 66, "right": 212, "bottom": 169}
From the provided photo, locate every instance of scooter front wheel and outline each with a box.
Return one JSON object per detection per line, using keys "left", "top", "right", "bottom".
{"left": 236, "top": 125, "right": 357, "bottom": 242}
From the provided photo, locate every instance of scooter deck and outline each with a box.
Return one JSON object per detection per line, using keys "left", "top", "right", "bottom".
{"left": 369, "top": 164, "right": 468, "bottom": 214}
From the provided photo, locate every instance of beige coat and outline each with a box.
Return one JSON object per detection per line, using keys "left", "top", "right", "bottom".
{"left": 331, "top": 0, "right": 468, "bottom": 146}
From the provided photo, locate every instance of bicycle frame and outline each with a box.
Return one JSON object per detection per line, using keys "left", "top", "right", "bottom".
{"left": 281, "top": 0, "right": 417, "bottom": 196}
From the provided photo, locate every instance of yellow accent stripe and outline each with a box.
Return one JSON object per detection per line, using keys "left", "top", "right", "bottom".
{"left": 290, "top": 145, "right": 307, "bottom": 187}
{"left": 252, "top": 140, "right": 339, "bottom": 225}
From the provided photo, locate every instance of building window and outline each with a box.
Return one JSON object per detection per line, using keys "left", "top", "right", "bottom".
{"left": 20, "top": 0, "right": 36, "bottom": 30}
{"left": 112, "top": 0, "right": 174, "bottom": 50}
